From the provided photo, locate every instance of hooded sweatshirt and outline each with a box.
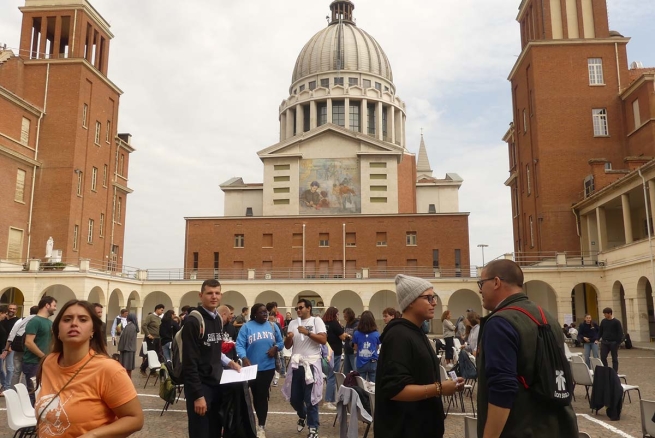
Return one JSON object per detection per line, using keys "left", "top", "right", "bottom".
{"left": 374, "top": 318, "right": 445, "bottom": 438}
{"left": 236, "top": 319, "right": 284, "bottom": 371}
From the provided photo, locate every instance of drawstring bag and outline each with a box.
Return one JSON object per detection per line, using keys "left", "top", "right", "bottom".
{"left": 320, "top": 343, "right": 333, "bottom": 375}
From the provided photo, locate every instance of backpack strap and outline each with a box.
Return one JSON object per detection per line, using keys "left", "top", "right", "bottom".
{"left": 189, "top": 310, "right": 205, "bottom": 338}
{"left": 496, "top": 305, "right": 548, "bottom": 325}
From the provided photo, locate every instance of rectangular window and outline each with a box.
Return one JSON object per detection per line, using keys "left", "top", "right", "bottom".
{"left": 309, "top": 81, "right": 316, "bottom": 90}
{"left": 273, "top": 199, "right": 290, "bottom": 205}
{"left": 299, "top": 84, "right": 305, "bottom": 92}
{"left": 77, "top": 171, "right": 83, "bottom": 196}
{"left": 106, "top": 120, "right": 111, "bottom": 143}
{"left": 91, "top": 167, "right": 98, "bottom": 191}
{"left": 319, "top": 233, "right": 329, "bottom": 247}
{"left": 349, "top": 103, "right": 360, "bottom": 132}
{"left": 303, "top": 104, "right": 310, "bottom": 132}
{"left": 234, "top": 234, "right": 245, "bottom": 248}
{"left": 82, "top": 103, "right": 88, "bottom": 127}
{"left": 193, "top": 252, "right": 199, "bottom": 270}
{"left": 363, "top": 79, "right": 371, "bottom": 88}
{"left": 633, "top": 99, "right": 641, "bottom": 129}
{"left": 523, "top": 109, "right": 527, "bottom": 133}
{"left": 117, "top": 197, "right": 122, "bottom": 223}
{"left": 529, "top": 215, "right": 535, "bottom": 247}
{"left": 73, "top": 225, "right": 79, "bottom": 250}
{"left": 262, "top": 233, "right": 273, "bottom": 248}
{"left": 273, "top": 187, "right": 290, "bottom": 193}
{"left": 592, "top": 109, "right": 608, "bottom": 136}
{"left": 214, "top": 252, "right": 219, "bottom": 270}
{"left": 7, "top": 228, "right": 23, "bottom": 261}
{"left": 370, "top": 174, "right": 387, "bottom": 180}
{"left": 20, "top": 117, "right": 30, "bottom": 145}
{"left": 103, "top": 164, "right": 108, "bottom": 187}
{"left": 526, "top": 164, "right": 531, "bottom": 195}
{"left": 455, "top": 249, "right": 461, "bottom": 267}
{"left": 274, "top": 164, "right": 290, "bottom": 171}
{"left": 588, "top": 58, "right": 604, "bottom": 85}
{"left": 317, "top": 102, "right": 328, "bottom": 126}
{"left": 382, "top": 106, "right": 388, "bottom": 138}
{"left": 15, "top": 169, "right": 26, "bottom": 202}
{"left": 320, "top": 78, "right": 329, "bottom": 88}
{"left": 292, "top": 233, "right": 303, "bottom": 247}
{"left": 375, "top": 82, "right": 382, "bottom": 91}
{"left": 376, "top": 232, "right": 387, "bottom": 246}
{"left": 274, "top": 176, "right": 290, "bottom": 182}
{"left": 432, "top": 249, "right": 439, "bottom": 268}
{"left": 348, "top": 77, "right": 358, "bottom": 86}
{"left": 119, "top": 154, "right": 125, "bottom": 176}
{"left": 346, "top": 232, "right": 356, "bottom": 247}
{"left": 367, "top": 103, "right": 376, "bottom": 135}
{"left": 370, "top": 162, "right": 386, "bottom": 168}
{"left": 99, "top": 213, "right": 104, "bottom": 237}
{"left": 94, "top": 121, "right": 101, "bottom": 144}
{"left": 332, "top": 101, "right": 345, "bottom": 127}
{"left": 87, "top": 219, "right": 94, "bottom": 244}
{"left": 406, "top": 231, "right": 417, "bottom": 246}
{"left": 334, "top": 77, "right": 344, "bottom": 86}
{"left": 370, "top": 197, "right": 387, "bottom": 203}
{"left": 370, "top": 185, "right": 387, "bottom": 191}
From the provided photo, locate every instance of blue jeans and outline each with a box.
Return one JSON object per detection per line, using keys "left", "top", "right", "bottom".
{"left": 3, "top": 351, "right": 14, "bottom": 389}
{"left": 325, "top": 355, "right": 342, "bottom": 403}
{"left": 343, "top": 353, "right": 356, "bottom": 374}
{"left": 23, "top": 362, "right": 39, "bottom": 406}
{"left": 278, "top": 351, "right": 286, "bottom": 377}
{"left": 0, "top": 358, "right": 6, "bottom": 390}
{"left": 358, "top": 360, "right": 377, "bottom": 382}
{"left": 162, "top": 342, "right": 172, "bottom": 363}
{"left": 290, "top": 366, "right": 319, "bottom": 429}
{"left": 583, "top": 342, "right": 599, "bottom": 368}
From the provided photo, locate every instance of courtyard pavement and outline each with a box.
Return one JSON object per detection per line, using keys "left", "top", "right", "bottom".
{"left": 0, "top": 344, "right": 653, "bottom": 437}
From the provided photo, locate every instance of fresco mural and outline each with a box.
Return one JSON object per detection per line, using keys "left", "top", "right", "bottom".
{"left": 299, "top": 158, "right": 361, "bottom": 214}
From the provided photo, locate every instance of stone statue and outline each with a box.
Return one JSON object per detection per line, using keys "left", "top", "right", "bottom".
{"left": 45, "top": 237, "right": 54, "bottom": 258}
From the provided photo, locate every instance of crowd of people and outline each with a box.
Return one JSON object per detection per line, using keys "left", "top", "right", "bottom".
{"left": 0, "top": 259, "right": 639, "bottom": 437}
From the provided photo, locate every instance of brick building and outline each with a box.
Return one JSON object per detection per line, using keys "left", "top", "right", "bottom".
{"left": 185, "top": 0, "right": 471, "bottom": 282}
{"left": 0, "top": 0, "right": 133, "bottom": 273}
{"left": 503, "top": 0, "right": 655, "bottom": 255}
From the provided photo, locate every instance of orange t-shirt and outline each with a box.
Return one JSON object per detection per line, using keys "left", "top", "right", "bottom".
{"left": 35, "top": 350, "right": 137, "bottom": 438}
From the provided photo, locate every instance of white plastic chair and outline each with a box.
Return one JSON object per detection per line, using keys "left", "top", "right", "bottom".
{"left": 570, "top": 355, "right": 586, "bottom": 365}
{"left": 4, "top": 389, "right": 36, "bottom": 437}
{"left": 570, "top": 361, "right": 593, "bottom": 400}
{"left": 142, "top": 341, "right": 148, "bottom": 355}
{"left": 453, "top": 338, "right": 462, "bottom": 350}
{"left": 589, "top": 357, "right": 627, "bottom": 383}
{"left": 464, "top": 416, "right": 478, "bottom": 438}
{"left": 640, "top": 399, "right": 655, "bottom": 437}
{"left": 564, "top": 342, "right": 582, "bottom": 359}
{"left": 14, "top": 383, "right": 35, "bottom": 419}
{"left": 621, "top": 383, "right": 641, "bottom": 404}
{"left": 355, "top": 375, "right": 367, "bottom": 390}
{"left": 144, "top": 350, "right": 162, "bottom": 388}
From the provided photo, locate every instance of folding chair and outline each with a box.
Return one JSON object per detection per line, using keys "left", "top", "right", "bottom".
{"left": 640, "top": 399, "right": 655, "bottom": 437}
{"left": 589, "top": 357, "right": 627, "bottom": 383}
{"left": 564, "top": 342, "right": 582, "bottom": 360}
{"left": 4, "top": 389, "right": 36, "bottom": 438}
{"left": 144, "top": 350, "right": 162, "bottom": 388}
{"left": 333, "top": 373, "right": 346, "bottom": 427}
{"left": 336, "top": 386, "right": 372, "bottom": 438}
{"left": 464, "top": 416, "right": 478, "bottom": 438}
{"left": 570, "top": 361, "right": 593, "bottom": 401}
{"left": 621, "top": 383, "right": 641, "bottom": 404}
{"left": 14, "top": 384, "right": 35, "bottom": 419}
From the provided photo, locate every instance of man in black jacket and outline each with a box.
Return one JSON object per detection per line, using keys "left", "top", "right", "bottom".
{"left": 599, "top": 307, "right": 624, "bottom": 372}
{"left": 183, "top": 279, "right": 241, "bottom": 438}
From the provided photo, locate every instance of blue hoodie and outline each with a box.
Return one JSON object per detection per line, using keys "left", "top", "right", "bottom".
{"left": 236, "top": 319, "right": 284, "bottom": 371}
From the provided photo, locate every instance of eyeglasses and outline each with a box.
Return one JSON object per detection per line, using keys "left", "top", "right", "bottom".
{"left": 477, "top": 277, "right": 503, "bottom": 290}
{"left": 295, "top": 306, "right": 306, "bottom": 311}
{"left": 418, "top": 295, "right": 439, "bottom": 304}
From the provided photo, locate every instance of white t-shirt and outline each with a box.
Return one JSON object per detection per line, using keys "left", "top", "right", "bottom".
{"left": 287, "top": 316, "right": 326, "bottom": 357}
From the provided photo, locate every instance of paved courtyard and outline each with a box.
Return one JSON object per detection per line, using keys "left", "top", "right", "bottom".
{"left": 0, "top": 345, "right": 653, "bottom": 437}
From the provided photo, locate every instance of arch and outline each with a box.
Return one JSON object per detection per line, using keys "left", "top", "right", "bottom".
{"left": 637, "top": 277, "right": 655, "bottom": 340}
{"left": 447, "top": 289, "right": 482, "bottom": 320}
{"left": 41, "top": 284, "right": 77, "bottom": 307}
{"left": 255, "top": 291, "right": 286, "bottom": 309}
{"left": 290, "top": 291, "right": 326, "bottom": 316}
{"left": 611, "top": 281, "right": 627, "bottom": 326}
{"left": 0, "top": 287, "right": 25, "bottom": 317}
{"left": 524, "top": 280, "right": 558, "bottom": 317}
{"left": 108, "top": 289, "right": 126, "bottom": 324}
{"left": 571, "top": 283, "right": 599, "bottom": 323}
{"left": 126, "top": 290, "right": 140, "bottom": 313}
{"left": 222, "top": 291, "right": 247, "bottom": 314}
{"left": 142, "top": 291, "right": 173, "bottom": 315}
{"left": 330, "top": 290, "right": 364, "bottom": 317}
{"left": 87, "top": 286, "right": 105, "bottom": 307}
{"left": 369, "top": 289, "right": 397, "bottom": 328}
{"left": 180, "top": 291, "right": 201, "bottom": 309}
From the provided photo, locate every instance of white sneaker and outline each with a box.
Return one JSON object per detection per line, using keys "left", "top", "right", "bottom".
{"left": 324, "top": 402, "right": 336, "bottom": 410}
{"left": 257, "top": 425, "right": 266, "bottom": 438}
{"left": 272, "top": 378, "right": 279, "bottom": 387}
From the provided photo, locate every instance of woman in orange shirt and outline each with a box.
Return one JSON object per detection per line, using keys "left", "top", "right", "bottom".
{"left": 35, "top": 300, "right": 143, "bottom": 438}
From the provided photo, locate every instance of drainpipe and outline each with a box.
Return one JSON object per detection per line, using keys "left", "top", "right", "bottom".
{"left": 26, "top": 63, "right": 49, "bottom": 259}
{"left": 302, "top": 223, "right": 306, "bottom": 279}
{"left": 615, "top": 43, "right": 621, "bottom": 93}
{"left": 342, "top": 223, "right": 346, "bottom": 278}
{"left": 638, "top": 169, "right": 655, "bottom": 317}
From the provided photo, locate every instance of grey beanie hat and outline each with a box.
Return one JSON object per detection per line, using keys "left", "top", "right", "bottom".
{"left": 395, "top": 274, "right": 434, "bottom": 311}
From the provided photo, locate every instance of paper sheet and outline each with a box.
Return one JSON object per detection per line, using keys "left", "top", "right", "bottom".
{"left": 220, "top": 365, "right": 258, "bottom": 384}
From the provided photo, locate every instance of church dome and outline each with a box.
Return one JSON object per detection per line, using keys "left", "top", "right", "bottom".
{"left": 291, "top": 1, "right": 393, "bottom": 86}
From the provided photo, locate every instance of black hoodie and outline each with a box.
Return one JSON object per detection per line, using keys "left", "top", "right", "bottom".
{"left": 374, "top": 318, "right": 445, "bottom": 438}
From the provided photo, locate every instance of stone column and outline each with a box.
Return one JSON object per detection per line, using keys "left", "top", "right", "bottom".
{"left": 136, "top": 307, "right": 143, "bottom": 327}
{"left": 390, "top": 105, "right": 396, "bottom": 144}
{"left": 377, "top": 101, "right": 384, "bottom": 141}
{"left": 327, "top": 98, "right": 333, "bottom": 124}
{"left": 85, "top": 22, "right": 94, "bottom": 62}
{"left": 596, "top": 207, "right": 608, "bottom": 251}
{"left": 39, "top": 17, "right": 48, "bottom": 59}
{"left": 280, "top": 112, "right": 286, "bottom": 142}
{"left": 621, "top": 194, "right": 633, "bottom": 244}
{"left": 361, "top": 99, "right": 368, "bottom": 135}
{"left": 53, "top": 15, "right": 62, "bottom": 58}
{"left": 556, "top": 296, "right": 573, "bottom": 328}
{"left": 310, "top": 101, "right": 317, "bottom": 130}
{"left": 585, "top": 214, "right": 596, "bottom": 254}
{"left": 285, "top": 108, "right": 294, "bottom": 138}
{"left": 296, "top": 105, "right": 304, "bottom": 134}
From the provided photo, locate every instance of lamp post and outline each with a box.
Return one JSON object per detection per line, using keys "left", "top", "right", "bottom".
{"left": 477, "top": 244, "right": 489, "bottom": 266}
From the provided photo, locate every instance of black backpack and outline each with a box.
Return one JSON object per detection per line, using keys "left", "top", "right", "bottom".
{"left": 458, "top": 349, "right": 477, "bottom": 379}
{"left": 11, "top": 332, "right": 26, "bottom": 352}
{"left": 496, "top": 305, "right": 573, "bottom": 406}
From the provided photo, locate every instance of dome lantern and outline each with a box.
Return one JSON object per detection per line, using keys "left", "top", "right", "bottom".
{"left": 330, "top": 0, "right": 355, "bottom": 25}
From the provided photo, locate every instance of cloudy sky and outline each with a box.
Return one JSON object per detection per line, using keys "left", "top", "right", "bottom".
{"left": 1, "top": 0, "right": 654, "bottom": 269}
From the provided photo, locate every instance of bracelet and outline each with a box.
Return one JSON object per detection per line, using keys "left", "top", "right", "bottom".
{"left": 434, "top": 381, "right": 441, "bottom": 397}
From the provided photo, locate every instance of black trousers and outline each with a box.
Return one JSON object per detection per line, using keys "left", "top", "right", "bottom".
{"left": 185, "top": 383, "right": 223, "bottom": 438}
{"left": 249, "top": 368, "right": 275, "bottom": 426}
{"left": 600, "top": 341, "right": 619, "bottom": 372}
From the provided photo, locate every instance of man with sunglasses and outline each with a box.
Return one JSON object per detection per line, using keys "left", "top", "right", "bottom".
{"left": 281, "top": 299, "right": 327, "bottom": 438}
{"left": 476, "top": 260, "right": 578, "bottom": 438}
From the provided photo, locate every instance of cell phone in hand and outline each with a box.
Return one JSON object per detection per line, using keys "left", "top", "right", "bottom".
{"left": 449, "top": 371, "right": 458, "bottom": 382}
